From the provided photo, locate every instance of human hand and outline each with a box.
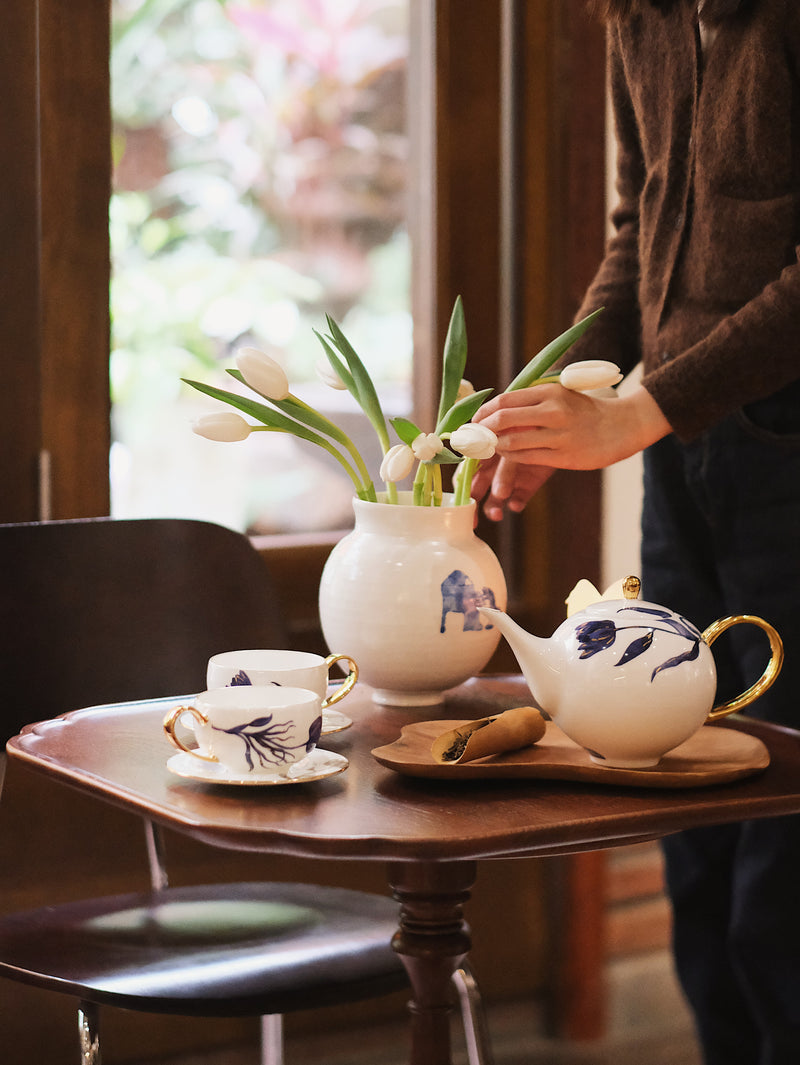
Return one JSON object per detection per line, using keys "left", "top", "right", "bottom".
{"left": 473, "top": 382, "right": 670, "bottom": 471}
{"left": 471, "top": 455, "right": 554, "bottom": 521}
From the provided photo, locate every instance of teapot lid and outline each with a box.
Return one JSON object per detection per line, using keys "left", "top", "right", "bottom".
{"left": 565, "top": 574, "right": 641, "bottom": 616}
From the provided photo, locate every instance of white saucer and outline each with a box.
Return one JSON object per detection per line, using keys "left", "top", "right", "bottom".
{"left": 166, "top": 748, "right": 348, "bottom": 786}
{"left": 322, "top": 709, "right": 352, "bottom": 734}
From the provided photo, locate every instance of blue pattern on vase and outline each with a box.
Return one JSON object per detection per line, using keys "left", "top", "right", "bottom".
{"left": 212, "top": 713, "right": 322, "bottom": 772}
{"left": 440, "top": 570, "right": 498, "bottom": 634}
{"left": 574, "top": 605, "right": 701, "bottom": 682}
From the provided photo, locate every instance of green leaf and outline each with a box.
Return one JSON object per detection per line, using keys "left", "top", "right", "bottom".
{"left": 390, "top": 416, "right": 423, "bottom": 446}
{"left": 226, "top": 367, "right": 349, "bottom": 446}
{"left": 428, "top": 449, "right": 462, "bottom": 466}
{"left": 185, "top": 379, "right": 332, "bottom": 448}
{"left": 325, "top": 315, "right": 390, "bottom": 447}
{"left": 313, "top": 330, "right": 357, "bottom": 395}
{"left": 505, "top": 307, "right": 604, "bottom": 391}
{"left": 183, "top": 378, "right": 370, "bottom": 494}
{"left": 436, "top": 387, "right": 493, "bottom": 435}
{"left": 437, "top": 296, "right": 468, "bottom": 426}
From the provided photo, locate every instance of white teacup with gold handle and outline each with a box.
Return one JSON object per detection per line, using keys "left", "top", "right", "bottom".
{"left": 164, "top": 686, "right": 323, "bottom": 777}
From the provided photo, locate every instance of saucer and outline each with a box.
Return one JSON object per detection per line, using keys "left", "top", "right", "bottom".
{"left": 166, "top": 748, "right": 348, "bottom": 786}
{"left": 322, "top": 709, "right": 351, "bottom": 734}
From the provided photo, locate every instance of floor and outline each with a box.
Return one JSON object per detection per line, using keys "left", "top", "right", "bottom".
{"left": 133, "top": 949, "right": 702, "bottom": 1065}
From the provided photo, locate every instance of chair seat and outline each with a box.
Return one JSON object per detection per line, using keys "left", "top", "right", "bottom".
{"left": 0, "top": 882, "right": 408, "bottom": 1016}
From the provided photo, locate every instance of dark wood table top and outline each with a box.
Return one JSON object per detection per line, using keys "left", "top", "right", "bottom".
{"left": 8, "top": 675, "right": 800, "bottom": 863}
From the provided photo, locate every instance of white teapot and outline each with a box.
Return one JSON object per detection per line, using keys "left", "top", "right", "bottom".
{"left": 479, "top": 577, "right": 784, "bottom": 768}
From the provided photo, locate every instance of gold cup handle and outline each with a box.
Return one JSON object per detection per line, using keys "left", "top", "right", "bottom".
{"left": 322, "top": 654, "right": 359, "bottom": 708}
{"left": 163, "top": 704, "right": 217, "bottom": 762}
{"left": 702, "top": 615, "right": 785, "bottom": 721}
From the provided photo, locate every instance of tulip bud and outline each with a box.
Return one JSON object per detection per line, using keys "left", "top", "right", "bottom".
{"left": 412, "top": 433, "right": 444, "bottom": 462}
{"left": 235, "top": 346, "right": 290, "bottom": 401}
{"left": 559, "top": 360, "right": 623, "bottom": 392}
{"left": 316, "top": 358, "right": 348, "bottom": 390}
{"left": 192, "top": 412, "right": 253, "bottom": 442}
{"left": 379, "top": 443, "right": 415, "bottom": 483}
{"left": 456, "top": 379, "right": 475, "bottom": 401}
{"left": 450, "top": 423, "right": 498, "bottom": 460}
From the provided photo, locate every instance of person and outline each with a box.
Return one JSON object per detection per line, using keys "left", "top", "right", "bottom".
{"left": 471, "top": 2, "right": 800, "bottom": 1063}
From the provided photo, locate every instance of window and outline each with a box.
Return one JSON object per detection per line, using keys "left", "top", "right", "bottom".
{"left": 110, "top": 0, "right": 412, "bottom": 535}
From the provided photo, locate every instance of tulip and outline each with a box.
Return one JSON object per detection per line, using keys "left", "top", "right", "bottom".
{"left": 449, "top": 423, "right": 498, "bottom": 461}
{"left": 192, "top": 412, "right": 253, "bottom": 442}
{"left": 456, "top": 378, "right": 475, "bottom": 401}
{"left": 315, "top": 358, "right": 348, "bottom": 391}
{"left": 379, "top": 443, "right": 415, "bottom": 483}
{"left": 412, "top": 433, "right": 444, "bottom": 462}
{"left": 559, "top": 360, "right": 623, "bottom": 392}
{"left": 235, "top": 346, "right": 290, "bottom": 401}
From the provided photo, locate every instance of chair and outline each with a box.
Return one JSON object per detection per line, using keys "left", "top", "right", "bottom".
{"left": 0, "top": 517, "right": 491, "bottom": 1065}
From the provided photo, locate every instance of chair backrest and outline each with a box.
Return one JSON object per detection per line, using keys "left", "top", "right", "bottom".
{"left": 0, "top": 517, "right": 289, "bottom": 742}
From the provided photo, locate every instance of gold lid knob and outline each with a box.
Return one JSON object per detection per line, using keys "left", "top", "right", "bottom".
{"left": 622, "top": 576, "right": 641, "bottom": 600}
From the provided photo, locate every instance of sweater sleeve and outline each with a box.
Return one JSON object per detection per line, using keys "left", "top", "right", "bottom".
{"left": 560, "top": 28, "right": 644, "bottom": 377}
{"left": 567, "top": 12, "right": 800, "bottom": 443}
{"left": 642, "top": 5, "right": 800, "bottom": 441}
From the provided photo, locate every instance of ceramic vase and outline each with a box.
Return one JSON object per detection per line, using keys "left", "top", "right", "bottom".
{"left": 318, "top": 492, "right": 507, "bottom": 705}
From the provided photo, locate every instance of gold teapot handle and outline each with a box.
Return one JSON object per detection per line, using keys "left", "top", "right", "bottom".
{"left": 702, "top": 615, "right": 784, "bottom": 721}
{"left": 322, "top": 654, "right": 359, "bottom": 708}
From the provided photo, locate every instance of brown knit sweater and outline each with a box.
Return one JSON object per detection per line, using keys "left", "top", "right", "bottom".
{"left": 567, "top": 0, "right": 800, "bottom": 441}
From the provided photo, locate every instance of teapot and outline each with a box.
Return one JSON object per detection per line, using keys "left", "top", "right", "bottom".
{"left": 479, "top": 577, "right": 784, "bottom": 768}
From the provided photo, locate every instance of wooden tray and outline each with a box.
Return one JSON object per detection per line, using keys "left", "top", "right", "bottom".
{"left": 372, "top": 719, "right": 770, "bottom": 788}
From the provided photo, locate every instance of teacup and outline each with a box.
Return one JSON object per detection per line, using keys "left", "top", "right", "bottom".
{"left": 164, "top": 686, "right": 323, "bottom": 777}
{"left": 206, "top": 649, "right": 358, "bottom": 709}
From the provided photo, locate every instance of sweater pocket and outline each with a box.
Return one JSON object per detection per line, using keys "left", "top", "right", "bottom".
{"left": 683, "top": 190, "right": 795, "bottom": 306}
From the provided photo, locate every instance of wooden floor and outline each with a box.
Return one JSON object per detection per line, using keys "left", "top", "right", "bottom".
{"left": 134, "top": 948, "right": 701, "bottom": 1065}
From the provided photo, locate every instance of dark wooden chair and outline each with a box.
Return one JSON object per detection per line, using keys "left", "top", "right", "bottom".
{"left": 0, "top": 517, "right": 490, "bottom": 1065}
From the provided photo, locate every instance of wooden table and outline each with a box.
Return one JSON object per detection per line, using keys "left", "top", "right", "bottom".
{"left": 8, "top": 675, "right": 800, "bottom": 1065}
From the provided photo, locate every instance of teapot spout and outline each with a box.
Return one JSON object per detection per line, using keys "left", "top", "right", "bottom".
{"left": 478, "top": 606, "right": 557, "bottom": 711}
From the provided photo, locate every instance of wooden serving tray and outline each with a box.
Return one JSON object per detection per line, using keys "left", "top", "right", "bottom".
{"left": 372, "top": 719, "right": 770, "bottom": 788}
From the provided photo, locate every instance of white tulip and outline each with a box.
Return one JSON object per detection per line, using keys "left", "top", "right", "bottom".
{"left": 316, "top": 358, "right": 348, "bottom": 390}
{"left": 456, "top": 379, "right": 475, "bottom": 401}
{"left": 450, "top": 423, "right": 498, "bottom": 460}
{"left": 235, "top": 346, "right": 290, "bottom": 401}
{"left": 379, "top": 443, "right": 415, "bottom": 483}
{"left": 559, "top": 360, "right": 623, "bottom": 392}
{"left": 412, "top": 433, "right": 444, "bottom": 462}
{"left": 192, "top": 412, "right": 253, "bottom": 442}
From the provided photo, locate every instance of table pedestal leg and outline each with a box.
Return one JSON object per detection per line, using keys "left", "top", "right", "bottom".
{"left": 388, "top": 859, "right": 477, "bottom": 1065}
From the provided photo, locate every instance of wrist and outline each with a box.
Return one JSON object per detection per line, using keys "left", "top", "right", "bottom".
{"left": 620, "top": 385, "right": 672, "bottom": 454}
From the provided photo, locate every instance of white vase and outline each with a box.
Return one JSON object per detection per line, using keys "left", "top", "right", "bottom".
{"left": 318, "top": 492, "right": 507, "bottom": 705}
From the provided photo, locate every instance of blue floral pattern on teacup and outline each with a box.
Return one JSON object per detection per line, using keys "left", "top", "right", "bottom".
{"left": 213, "top": 713, "right": 322, "bottom": 772}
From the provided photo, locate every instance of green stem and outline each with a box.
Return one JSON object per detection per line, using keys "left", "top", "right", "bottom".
{"left": 412, "top": 463, "right": 425, "bottom": 505}
{"left": 252, "top": 426, "right": 371, "bottom": 499}
{"left": 286, "top": 393, "right": 374, "bottom": 491}
{"left": 433, "top": 463, "right": 443, "bottom": 506}
{"left": 454, "top": 457, "right": 478, "bottom": 506}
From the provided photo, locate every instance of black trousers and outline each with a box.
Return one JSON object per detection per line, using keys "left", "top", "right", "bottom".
{"left": 641, "top": 399, "right": 800, "bottom": 1065}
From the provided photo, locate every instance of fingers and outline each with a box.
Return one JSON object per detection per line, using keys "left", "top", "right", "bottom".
{"left": 469, "top": 453, "right": 500, "bottom": 502}
{"left": 480, "top": 459, "right": 553, "bottom": 522}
